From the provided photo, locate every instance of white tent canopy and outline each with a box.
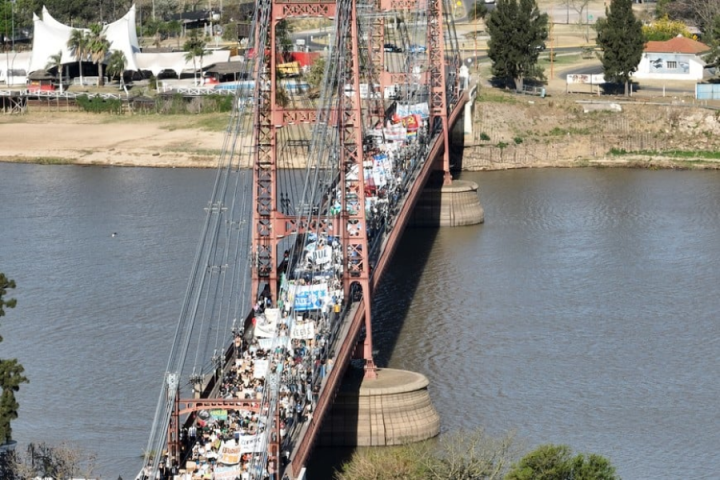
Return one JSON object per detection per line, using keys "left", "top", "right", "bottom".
{"left": 28, "top": 5, "right": 141, "bottom": 74}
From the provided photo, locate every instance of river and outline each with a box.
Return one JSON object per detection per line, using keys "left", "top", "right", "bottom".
{"left": 1, "top": 164, "right": 719, "bottom": 479}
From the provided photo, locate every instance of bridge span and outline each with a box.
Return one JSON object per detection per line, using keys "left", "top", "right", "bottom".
{"left": 140, "top": 0, "right": 482, "bottom": 478}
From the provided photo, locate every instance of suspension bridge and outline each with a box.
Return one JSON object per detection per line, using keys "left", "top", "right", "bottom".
{"left": 139, "top": 0, "right": 482, "bottom": 477}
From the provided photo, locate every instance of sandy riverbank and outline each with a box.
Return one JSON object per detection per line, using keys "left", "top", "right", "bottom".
{"left": 0, "top": 113, "right": 229, "bottom": 168}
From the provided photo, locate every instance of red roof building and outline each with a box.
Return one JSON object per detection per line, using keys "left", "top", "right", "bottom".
{"left": 634, "top": 36, "right": 710, "bottom": 81}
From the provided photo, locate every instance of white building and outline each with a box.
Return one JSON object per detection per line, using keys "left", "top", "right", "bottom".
{"left": 633, "top": 36, "right": 710, "bottom": 81}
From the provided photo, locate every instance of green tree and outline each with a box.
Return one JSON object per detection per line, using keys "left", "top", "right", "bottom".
{"left": 183, "top": 30, "right": 206, "bottom": 85}
{"left": 276, "top": 19, "right": 293, "bottom": 61}
{"left": 0, "top": 273, "right": 28, "bottom": 446}
{"left": 506, "top": 444, "right": 618, "bottom": 480}
{"left": 469, "top": 1, "right": 489, "bottom": 20}
{"left": 106, "top": 49, "right": 128, "bottom": 94}
{"left": 45, "top": 50, "right": 64, "bottom": 93}
{"left": 642, "top": 15, "right": 692, "bottom": 41}
{"left": 336, "top": 428, "right": 518, "bottom": 480}
{"left": 704, "top": 15, "right": 720, "bottom": 71}
{"left": 486, "top": 0, "right": 549, "bottom": 92}
{"left": 305, "top": 56, "right": 326, "bottom": 89}
{"left": 595, "top": 0, "right": 644, "bottom": 96}
{"left": 87, "top": 23, "right": 111, "bottom": 86}
{"left": 67, "top": 28, "right": 89, "bottom": 86}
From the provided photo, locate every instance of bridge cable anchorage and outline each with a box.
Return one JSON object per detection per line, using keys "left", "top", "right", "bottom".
{"left": 141, "top": 0, "right": 466, "bottom": 475}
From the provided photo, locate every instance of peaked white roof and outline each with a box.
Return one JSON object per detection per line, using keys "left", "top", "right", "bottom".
{"left": 29, "top": 5, "right": 140, "bottom": 74}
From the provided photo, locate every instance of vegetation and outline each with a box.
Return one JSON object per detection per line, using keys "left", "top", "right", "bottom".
{"left": 642, "top": 15, "right": 692, "bottom": 41}
{"left": 336, "top": 430, "right": 622, "bottom": 480}
{"left": 609, "top": 148, "right": 720, "bottom": 159}
{"left": 704, "top": 15, "right": 720, "bottom": 71}
{"left": 469, "top": 1, "right": 489, "bottom": 21}
{"left": 87, "top": 24, "right": 111, "bottom": 86}
{"left": 506, "top": 444, "right": 618, "bottom": 480}
{"left": 66, "top": 28, "right": 89, "bottom": 86}
{"left": 75, "top": 95, "right": 123, "bottom": 114}
{"left": 661, "top": 0, "right": 720, "bottom": 31}
{"left": 595, "top": 0, "right": 645, "bottom": 96}
{"left": 183, "top": 30, "right": 206, "bottom": 86}
{"left": 336, "top": 428, "right": 519, "bottom": 480}
{"left": 106, "top": 50, "right": 128, "bottom": 94}
{"left": 487, "top": 0, "right": 549, "bottom": 92}
{"left": 11, "top": 442, "right": 97, "bottom": 479}
{"left": 305, "top": 56, "right": 327, "bottom": 89}
{"left": 44, "top": 51, "right": 64, "bottom": 93}
{"left": 0, "top": 273, "right": 28, "bottom": 447}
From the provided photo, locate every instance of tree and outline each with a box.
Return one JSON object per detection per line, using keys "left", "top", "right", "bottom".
{"left": 45, "top": 51, "right": 64, "bottom": 93}
{"left": 506, "top": 444, "right": 618, "bottom": 480}
{"left": 183, "top": 30, "right": 206, "bottom": 85}
{"left": 305, "top": 56, "right": 327, "bottom": 89}
{"left": 276, "top": 19, "right": 293, "bottom": 62}
{"left": 87, "top": 23, "right": 111, "bottom": 86}
{"left": 67, "top": 28, "right": 88, "bottom": 86}
{"left": 595, "top": 0, "right": 645, "bottom": 96}
{"left": 486, "top": 0, "right": 549, "bottom": 92}
{"left": 642, "top": 15, "right": 692, "bottom": 41}
{"left": 11, "top": 442, "right": 97, "bottom": 479}
{"left": 0, "top": 273, "right": 28, "bottom": 446}
{"left": 664, "top": 0, "right": 720, "bottom": 31}
{"left": 469, "top": 1, "right": 489, "bottom": 21}
{"left": 106, "top": 50, "right": 128, "bottom": 94}
{"left": 336, "top": 428, "right": 519, "bottom": 480}
{"left": 704, "top": 15, "right": 720, "bottom": 71}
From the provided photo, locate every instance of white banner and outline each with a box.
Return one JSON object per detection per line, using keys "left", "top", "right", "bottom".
{"left": 312, "top": 245, "right": 333, "bottom": 265}
{"left": 396, "top": 102, "right": 429, "bottom": 118}
{"left": 236, "top": 434, "right": 266, "bottom": 453}
{"left": 293, "top": 283, "right": 329, "bottom": 311}
{"left": 255, "top": 308, "right": 279, "bottom": 338}
{"left": 383, "top": 123, "right": 407, "bottom": 142}
{"left": 253, "top": 358, "right": 269, "bottom": 378}
{"left": 214, "top": 466, "right": 243, "bottom": 480}
{"left": 218, "top": 442, "right": 242, "bottom": 465}
{"left": 291, "top": 321, "right": 316, "bottom": 340}
{"left": 257, "top": 337, "right": 291, "bottom": 351}
{"left": 566, "top": 73, "right": 605, "bottom": 85}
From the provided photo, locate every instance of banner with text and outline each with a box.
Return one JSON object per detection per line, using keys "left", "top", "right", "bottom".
{"left": 293, "top": 283, "right": 329, "bottom": 311}
{"left": 291, "top": 321, "right": 316, "bottom": 340}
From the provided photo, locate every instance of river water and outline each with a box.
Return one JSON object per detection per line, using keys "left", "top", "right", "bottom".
{"left": 1, "top": 164, "right": 719, "bottom": 479}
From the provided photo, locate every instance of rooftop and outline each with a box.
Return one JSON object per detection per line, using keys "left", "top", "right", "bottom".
{"left": 645, "top": 36, "right": 710, "bottom": 55}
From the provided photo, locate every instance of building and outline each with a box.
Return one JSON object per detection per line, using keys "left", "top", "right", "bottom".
{"left": 633, "top": 36, "right": 710, "bottom": 81}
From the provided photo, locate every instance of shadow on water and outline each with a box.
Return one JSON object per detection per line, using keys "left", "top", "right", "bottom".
{"left": 306, "top": 193, "right": 444, "bottom": 478}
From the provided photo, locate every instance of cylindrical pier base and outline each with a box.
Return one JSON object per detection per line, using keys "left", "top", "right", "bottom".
{"left": 410, "top": 179, "right": 484, "bottom": 227}
{"left": 318, "top": 368, "right": 440, "bottom": 447}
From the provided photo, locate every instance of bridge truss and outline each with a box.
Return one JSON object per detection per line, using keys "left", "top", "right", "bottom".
{"left": 140, "top": 0, "right": 463, "bottom": 477}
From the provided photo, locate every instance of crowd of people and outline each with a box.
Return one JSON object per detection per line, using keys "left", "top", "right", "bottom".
{"left": 143, "top": 101, "right": 436, "bottom": 480}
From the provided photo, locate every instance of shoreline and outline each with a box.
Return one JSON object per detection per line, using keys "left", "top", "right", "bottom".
{"left": 3, "top": 110, "right": 720, "bottom": 172}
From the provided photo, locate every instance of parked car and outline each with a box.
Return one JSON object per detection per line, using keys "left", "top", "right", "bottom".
{"left": 407, "top": 44, "right": 426, "bottom": 54}
{"left": 384, "top": 43, "right": 403, "bottom": 53}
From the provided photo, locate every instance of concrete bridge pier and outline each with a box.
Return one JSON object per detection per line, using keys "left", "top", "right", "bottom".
{"left": 410, "top": 84, "right": 484, "bottom": 228}
{"left": 318, "top": 368, "right": 440, "bottom": 447}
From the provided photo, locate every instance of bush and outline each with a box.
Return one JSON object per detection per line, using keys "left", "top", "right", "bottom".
{"left": 480, "top": 132, "right": 491, "bottom": 141}
{"left": 75, "top": 95, "right": 123, "bottom": 114}
{"left": 514, "top": 136, "right": 523, "bottom": 144}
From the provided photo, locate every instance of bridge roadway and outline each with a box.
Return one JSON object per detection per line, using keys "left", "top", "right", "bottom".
{"left": 281, "top": 86, "right": 470, "bottom": 479}
{"left": 152, "top": 88, "right": 474, "bottom": 480}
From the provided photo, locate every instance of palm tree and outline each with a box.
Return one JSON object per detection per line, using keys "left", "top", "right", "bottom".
{"left": 183, "top": 31, "right": 206, "bottom": 85}
{"left": 106, "top": 50, "right": 128, "bottom": 95}
{"left": 87, "top": 23, "right": 111, "bottom": 87}
{"left": 67, "top": 28, "right": 88, "bottom": 86}
{"left": 45, "top": 50, "right": 64, "bottom": 93}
